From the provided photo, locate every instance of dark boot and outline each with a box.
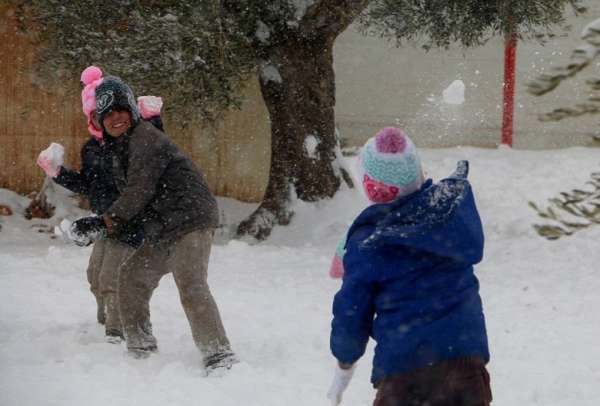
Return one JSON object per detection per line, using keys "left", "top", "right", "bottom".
{"left": 105, "top": 328, "right": 124, "bottom": 344}
{"left": 128, "top": 345, "right": 158, "bottom": 359}
{"left": 204, "top": 350, "right": 238, "bottom": 373}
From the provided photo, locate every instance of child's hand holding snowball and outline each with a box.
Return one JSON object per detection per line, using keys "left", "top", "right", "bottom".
{"left": 36, "top": 143, "right": 64, "bottom": 178}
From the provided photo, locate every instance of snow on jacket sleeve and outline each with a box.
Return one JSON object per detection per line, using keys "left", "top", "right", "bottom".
{"left": 107, "top": 123, "right": 170, "bottom": 222}
{"left": 330, "top": 227, "right": 378, "bottom": 365}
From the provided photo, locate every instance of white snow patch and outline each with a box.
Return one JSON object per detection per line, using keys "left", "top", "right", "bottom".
{"left": 260, "top": 63, "right": 282, "bottom": 84}
{"left": 581, "top": 18, "right": 600, "bottom": 45}
{"left": 290, "top": 0, "right": 315, "bottom": 21}
{"left": 442, "top": 80, "right": 465, "bottom": 105}
{"left": 161, "top": 13, "right": 178, "bottom": 23}
{"left": 304, "top": 134, "right": 319, "bottom": 159}
{"left": 0, "top": 188, "right": 30, "bottom": 216}
{"left": 255, "top": 21, "right": 271, "bottom": 44}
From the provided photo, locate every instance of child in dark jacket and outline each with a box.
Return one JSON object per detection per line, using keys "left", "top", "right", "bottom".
{"left": 68, "top": 75, "right": 236, "bottom": 371}
{"left": 327, "top": 127, "right": 492, "bottom": 406}
{"left": 36, "top": 66, "right": 164, "bottom": 341}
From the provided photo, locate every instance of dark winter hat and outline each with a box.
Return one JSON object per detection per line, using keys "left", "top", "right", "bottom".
{"left": 95, "top": 75, "right": 140, "bottom": 127}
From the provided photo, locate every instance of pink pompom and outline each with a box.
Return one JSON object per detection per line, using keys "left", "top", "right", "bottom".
{"left": 80, "top": 66, "right": 103, "bottom": 85}
{"left": 374, "top": 127, "right": 407, "bottom": 153}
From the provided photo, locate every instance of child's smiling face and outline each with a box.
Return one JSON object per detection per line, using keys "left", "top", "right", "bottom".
{"left": 103, "top": 108, "right": 132, "bottom": 138}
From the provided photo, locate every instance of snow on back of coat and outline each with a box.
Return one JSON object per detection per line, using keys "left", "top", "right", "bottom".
{"left": 362, "top": 178, "right": 468, "bottom": 248}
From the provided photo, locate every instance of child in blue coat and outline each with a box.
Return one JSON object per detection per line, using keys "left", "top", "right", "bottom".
{"left": 327, "top": 127, "right": 492, "bottom": 406}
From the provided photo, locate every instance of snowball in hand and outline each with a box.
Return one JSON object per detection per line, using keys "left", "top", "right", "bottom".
{"left": 55, "top": 218, "right": 73, "bottom": 237}
{"left": 37, "top": 143, "right": 65, "bottom": 178}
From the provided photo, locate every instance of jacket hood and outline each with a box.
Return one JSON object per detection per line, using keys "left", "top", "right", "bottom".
{"left": 348, "top": 163, "right": 484, "bottom": 266}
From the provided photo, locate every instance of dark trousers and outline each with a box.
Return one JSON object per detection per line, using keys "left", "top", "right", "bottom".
{"left": 373, "top": 358, "right": 492, "bottom": 406}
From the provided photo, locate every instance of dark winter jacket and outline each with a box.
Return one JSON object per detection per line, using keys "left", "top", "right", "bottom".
{"left": 54, "top": 137, "right": 145, "bottom": 247}
{"left": 54, "top": 116, "right": 164, "bottom": 247}
{"left": 330, "top": 168, "right": 489, "bottom": 386}
{"left": 54, "top": 137, "right": 118, "bottom": 215}
{"left": 105, "top": 120, "right": 219, "bottom": 243}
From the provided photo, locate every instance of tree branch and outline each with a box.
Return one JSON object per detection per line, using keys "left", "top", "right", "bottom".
{"left": 527, "top": 18, "right": 600, "bottom": 96}
{"left": 529, "top": 171, "right": 600, "bottom": 239}
{"left": 538, "top": 99, "right": 600, "bottom": 121}
{"left": 299, "top": 0, "right": 371, "bottom": 38}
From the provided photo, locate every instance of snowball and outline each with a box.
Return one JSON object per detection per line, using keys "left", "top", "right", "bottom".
{"left": 442, "top": 80, "right": 465, "bottom": 105}
{"left": 39, "top": 143, "right": 65, "bottom": 167}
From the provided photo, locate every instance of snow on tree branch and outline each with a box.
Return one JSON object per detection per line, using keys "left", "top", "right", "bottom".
{"left": 527, "top": 18, "right": 600, "bottom": 97}
{"left": 15, "top": 0, "right": 256, "bottom": 124}
{"left": 529, "top": 170, "right": 600, "bottom": 240}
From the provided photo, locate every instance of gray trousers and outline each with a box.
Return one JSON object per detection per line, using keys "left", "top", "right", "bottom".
{"left": 86, "top": 241, "right": 105, "bottom": 324}
{"left": 86, "top": 238, "right": 134, "bottom": 332}
{"left": 118, "top": 229, "right": 230, "bottom": 358}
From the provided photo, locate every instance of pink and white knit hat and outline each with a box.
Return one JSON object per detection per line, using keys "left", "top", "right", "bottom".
{"left": 80, "top": 66, "right": 104, "bottom": 140}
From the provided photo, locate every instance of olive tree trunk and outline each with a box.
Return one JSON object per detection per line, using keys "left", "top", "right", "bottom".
{"left": 236, "top": 1, "right": 370, "bottom": 240}
{"left": 237, "top": 35, "right": 348, "bottom": 239}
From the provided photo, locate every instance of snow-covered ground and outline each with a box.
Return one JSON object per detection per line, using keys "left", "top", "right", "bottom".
{"left": 1, "top": 147, "right": 599, "bottom": 405}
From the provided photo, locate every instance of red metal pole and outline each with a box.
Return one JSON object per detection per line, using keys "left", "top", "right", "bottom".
{"left": 501, "top": 32, "right": 517, "bottom": 147}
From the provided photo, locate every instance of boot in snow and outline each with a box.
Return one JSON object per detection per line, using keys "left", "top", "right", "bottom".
{"left": 204, "top": 350, "right": 239, "bottom": 374}
{"left": 105, "top": 328, "right": 124, "bottom": 344}
{"left": 128, "top": 345, "right": 158, "bottom": 359}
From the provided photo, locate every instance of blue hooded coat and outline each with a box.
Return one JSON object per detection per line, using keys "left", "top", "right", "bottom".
{"left": 330, "top": 162, "right": 489, "bottom": 385}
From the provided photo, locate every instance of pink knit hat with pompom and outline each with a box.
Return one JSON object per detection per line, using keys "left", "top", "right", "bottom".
{"left": 80, "top": 66, "right": 104, "bottom": 140}
{"left": 359, "top": 127, "right": 424, "bottom": 203}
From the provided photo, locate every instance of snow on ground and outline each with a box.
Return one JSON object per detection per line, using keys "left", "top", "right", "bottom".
{"left": 1, "top": 147, "right": 599, "bottom": 405}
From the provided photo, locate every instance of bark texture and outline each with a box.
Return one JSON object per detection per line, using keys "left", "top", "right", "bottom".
{"left": 237, "top": 0, "right": 369, "bottom": 240}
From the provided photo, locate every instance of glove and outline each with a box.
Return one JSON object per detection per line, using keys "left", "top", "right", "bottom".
{"left": 327, "top": 363, "right": 356, "bottom": 406}
{"left": 137, "top": 95, "right": 163, "bottom": 119}
{"left": 68, "top": 216, "right": 107, "bottom": 247}
{"left": 36, "top": 143, "right": 65, "bottom": 178}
